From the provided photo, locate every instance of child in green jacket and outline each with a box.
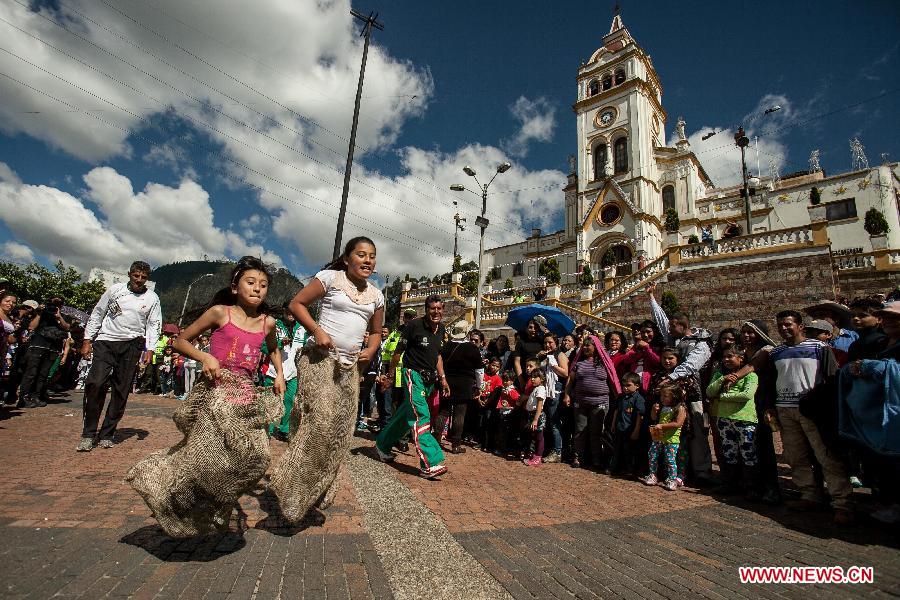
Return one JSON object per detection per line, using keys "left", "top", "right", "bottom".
{"left": 706, "top": 346, "right": 759, "bottom": 498}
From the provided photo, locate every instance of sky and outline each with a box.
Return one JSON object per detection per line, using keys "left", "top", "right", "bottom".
{"left": 0, "top": 0, "right": 897, "bottom": 284}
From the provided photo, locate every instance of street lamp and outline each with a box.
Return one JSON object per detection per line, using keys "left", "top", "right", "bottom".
{"left": 179, "top": 273, "right": 214, "bottom": 326}
{"left": 734, "top": 126, "right": 752, "bottom": 236}
{"left": 450, "top": 162, "right": 512, "bottom": 328}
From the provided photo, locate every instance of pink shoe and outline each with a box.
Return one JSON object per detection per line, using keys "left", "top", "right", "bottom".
{"left": 523, "top": 455, "right": 542, "bottom": 467}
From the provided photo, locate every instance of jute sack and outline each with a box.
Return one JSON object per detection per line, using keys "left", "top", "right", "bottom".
{"left": 269, "top": 347, "right": 358, "bottom": 523}
{"left": 126, "top": 369, "right": 283, "bottom": 538}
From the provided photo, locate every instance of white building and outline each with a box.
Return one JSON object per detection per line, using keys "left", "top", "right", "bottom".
{"left": 484, "top": 9, "right": 900, "bottom": 290}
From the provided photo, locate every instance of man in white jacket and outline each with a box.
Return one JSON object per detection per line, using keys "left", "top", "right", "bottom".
{"left": 77, "top": 261, "right": 161, "bottom": 452}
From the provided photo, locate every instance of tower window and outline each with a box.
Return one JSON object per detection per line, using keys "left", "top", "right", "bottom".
{"left": 614, "top": 68, "right": 626, "bottom": 85}
{"left": 662, "top": 185, "right": 676, "bottom": 213}
{"left": 602, "top": 75, "right": 612, "bottom": 91}
{"left": 512, "top": 262, "right": 524, "bottom": 277}
{"left": 593, "top": 144, "right": 608, "bottom": 180}
{"left": 614, "top": 137, "right": 628, "bottom": 173}
{"left": 588, "top": 79, "right": 599, "bottom": 96}
{"left": 826, "top": 198, "right": 857, "bottom": 221}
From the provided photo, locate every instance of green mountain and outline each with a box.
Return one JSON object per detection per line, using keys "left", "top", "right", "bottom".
{"left": 151, "top": 260, "right": 304, "bottom": 324}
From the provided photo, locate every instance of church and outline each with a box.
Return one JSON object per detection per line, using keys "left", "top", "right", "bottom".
{"left": 484, "top": 9, "right": 900, "bottom": 291}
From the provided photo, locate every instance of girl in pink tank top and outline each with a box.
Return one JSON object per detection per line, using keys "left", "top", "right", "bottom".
{"left": 173, "top": 257, "right": 285, "bottom": 397}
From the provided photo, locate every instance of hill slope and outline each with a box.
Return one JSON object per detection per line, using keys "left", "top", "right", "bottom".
{"left": 151, "top": 260, "right": 304, "bottom": 324}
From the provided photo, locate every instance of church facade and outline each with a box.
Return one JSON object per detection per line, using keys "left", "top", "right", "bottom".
{"left": 484, "top": 10, "right": 900, "bottom": 290}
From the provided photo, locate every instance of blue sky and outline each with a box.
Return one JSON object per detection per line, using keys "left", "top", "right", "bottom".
{"left": 0, "top": 0, "right": 897, "bottom": 282}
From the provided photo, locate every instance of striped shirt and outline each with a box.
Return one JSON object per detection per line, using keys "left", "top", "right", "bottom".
{"left": 769, "top": 339, "right": 834, "bottom": 408}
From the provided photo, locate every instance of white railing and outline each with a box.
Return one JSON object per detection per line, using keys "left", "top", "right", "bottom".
{"left": 679, "top": 225, "right": 814, "bottom": 261}
{"left": 833, "top": 253, "right": 876, "bottom": 270}
{"left": 480, "top": 305, "right": 512, "bottom": 322}
{"left": 590, "top": 254, "right": 670, "bottom": 313}
{"left": 561, "top": 282, "right": 581, "bottom": 297}
{"left": 889, "top": 250, "right": 900, "bottom": 266}
{"left": 406, "top": 284, "right": 451, "bottom": 300}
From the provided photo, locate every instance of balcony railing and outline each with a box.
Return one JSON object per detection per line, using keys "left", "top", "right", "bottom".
{"left": 591, "top": 254, "right": 670, "bottom": 314}
{"left": 833, "top": 252, "right": 876, "bottom": 270}
{"left": 405, "top": 284, "right": 451, "bottom": 300}
{"left": 679, "top": 225, "right": 814, "bottom": 261}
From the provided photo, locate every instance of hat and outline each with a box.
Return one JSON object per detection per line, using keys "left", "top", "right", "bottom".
{"left": 802, "top": 299, "right": 852, "bottom": 329}
{"left": 875, "top": 301, "right": 900, "bottom": 318}
{"left": 448, "top": 319, "right": 472, "bottom": 341}
{"left": 22, "top": 300, "right": 38, "bottom": 309}
{"left": 403, "top": 308, "right": 417, "bottom": 317}
{"left": 804, "top": 319, "right": 834, "bottom": 334}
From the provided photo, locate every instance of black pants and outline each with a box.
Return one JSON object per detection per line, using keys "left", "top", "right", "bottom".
{"left": 433, "top": 397, "right": 468, "bottom": 446}
{"left": 610, "top": 429, "right": 640, "bottom": 474}
{"left": 18, "top": 346, "right": 59, "bottom": 402}
{"left": 82, "top": 338, "right": 144, "bottom": 440}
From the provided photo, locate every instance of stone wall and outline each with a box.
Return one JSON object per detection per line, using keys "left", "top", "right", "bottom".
{"left": 836, "top": 268, "right": 900, "bottom": 301}
{"left": 601, "top": 249, "right": 838, "bottom": 336}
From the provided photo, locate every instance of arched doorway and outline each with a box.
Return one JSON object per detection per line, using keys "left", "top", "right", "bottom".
{"left": 591, "top": 241, "right": 634, "bottom": 278}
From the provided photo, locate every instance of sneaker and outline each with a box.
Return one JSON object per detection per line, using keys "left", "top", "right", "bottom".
{"left": 849, "top": 476, "right": 863, "bottom": 489}
{"left": 675, "top": 478, "right": 684, "bottom": 488}
{"left": 76, "top": 437, "right": 94, "bottom": 452}
{"left": 543, "top": 452, "right": 561, "bottom": 464}
{"left": 420, "top": 464, "right": 448, "bottom": 479}
{"left": 639, "top": 474, "right": 658, "bottom": 486}
{"left": 375, "top": 446, "right": 395, "bottom": 463}
{"left": 449, "top": 444, "right": 466, "bottom": 454}
{"left": 98, "top": 439, "right": 114, "bottom": 449}
{"left": 523, "top": 456, "right": 542, "bottom": 467}
{"left": 571, "top": 457, "right": 581, "bottom": 469}
{"left": 34, "top": 399, "right": 47, "bottom": 407}
{"left": 663, "top": 479, "right": 678, "bottom": 491}
{"left": 355, "top": 421, "right": 368, "bottom": 432}
{"left": 395, "top": 441, "right": 410, "bottom": 452}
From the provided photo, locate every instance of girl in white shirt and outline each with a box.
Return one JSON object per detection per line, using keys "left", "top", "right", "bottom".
{"left": 270, "top": 236, "right": 384, "bottom": 523}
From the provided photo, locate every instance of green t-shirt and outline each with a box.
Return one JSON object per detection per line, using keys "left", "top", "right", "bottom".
{"left": 707, "top": 370, "right": 758, "bottom": 423}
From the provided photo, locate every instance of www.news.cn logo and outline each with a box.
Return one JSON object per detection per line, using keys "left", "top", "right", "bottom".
{"left": 739, "top": 566, "right": 874, "bottom": 584}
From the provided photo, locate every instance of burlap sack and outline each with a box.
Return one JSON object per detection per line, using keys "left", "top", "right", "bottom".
{"left": 269, "top": 347, "right": 359, "bottom": 523}
{"left": 126, "top": 370, "right": 283, "bottom": 538}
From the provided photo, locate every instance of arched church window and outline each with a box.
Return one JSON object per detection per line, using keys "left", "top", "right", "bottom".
{"left": 614, "top": 68, "right": 626, "bottom": 85}
{"left": 612, "top": 245, "right": 633, "bottom": 275}
{"left": 614, "top": 137, "right": 628, "bottom": 173}
{"left": 602, "top": 75, "right": 612, "bottom": 91}
{"left": 593, "top": 144, "right": 608, "bottom": 180}
{"left": 588, "top": 79, "right": 599, "bottom": 96}
{"left": 662, "top": 185, "right": 676, "bottom": 213}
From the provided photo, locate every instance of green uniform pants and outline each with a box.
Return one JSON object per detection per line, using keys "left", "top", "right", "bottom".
{"left": 266, "top": 376, "right": 299, "bottom": 435}
{"left": 376, "top": 369, "right": 445, "bottom": 470}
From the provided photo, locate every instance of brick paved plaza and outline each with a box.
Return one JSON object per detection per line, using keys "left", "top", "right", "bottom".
{"left": 1, "top": 392, "right": 898, "bottom": 599}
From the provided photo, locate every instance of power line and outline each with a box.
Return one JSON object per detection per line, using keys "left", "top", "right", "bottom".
{"left": 0, "top": 70, "right": 456, "bottom": 259}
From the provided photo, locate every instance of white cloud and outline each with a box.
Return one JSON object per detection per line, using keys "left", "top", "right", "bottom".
{"left": 675, "top": 94, "right": 794, "bottom": 187}
{"left": 0, "top": 0, "right": 570, "bottom": 278}
{"left": 0, "top": 162, "right": 22, "bottom": 185}
{"left": 0, "top": 167, "right": 282, "bottom": 273}
{"left": 1, "top": 241, "right": 34, "bottom": 263}
{"left": 502, "top": 96, "right": 557, "bottom": 157}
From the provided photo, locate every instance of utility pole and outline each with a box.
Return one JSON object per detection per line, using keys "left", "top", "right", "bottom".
{"left": 452, "top": 205, "right": 466, "bottom": 268}
{"left": 332, "top": 8, "right": 384, "bottom": 260}
{"left": 734, "top": 126, "right": 752, "bottom": 236}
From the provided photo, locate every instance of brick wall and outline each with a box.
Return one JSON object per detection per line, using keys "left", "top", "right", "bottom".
{"left": 601, "top": 250, "right": 838, "bottom": 335}
{"left": 836, "top": 269, "right": 900, "bottom": 301}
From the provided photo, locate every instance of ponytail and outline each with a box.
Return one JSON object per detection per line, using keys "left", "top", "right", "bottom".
{"left": 323, "top": 236, "right": 376, "bottom": 272}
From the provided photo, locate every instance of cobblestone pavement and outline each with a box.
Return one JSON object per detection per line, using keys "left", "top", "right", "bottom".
{"left": 1, "top": 392, "right": 898, "bottom": 599}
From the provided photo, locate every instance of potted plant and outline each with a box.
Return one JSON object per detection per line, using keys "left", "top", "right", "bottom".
{"left": 504, "top": 277, "right": 514, "bottom": 290}
{"left": 687, "top": 234, "right": 700, "bottom": 244}
{"left": 865, "top": 207, "right": 890, "bottom": 250}
{"left": 809, "top": 186, "right": 821, "bottom": 205}
{"left": 539, "top": 258, "right": 561, "bottom": 285}
{"left": 579, "top": 265, "right": 595, "bottom": 288}
{"left": 664, "top": 208, "right": 681, "bottom": 246}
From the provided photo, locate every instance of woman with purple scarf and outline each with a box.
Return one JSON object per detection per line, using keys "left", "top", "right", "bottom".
{"left": 562, "top": 335, "right": 621, "bottom": 469}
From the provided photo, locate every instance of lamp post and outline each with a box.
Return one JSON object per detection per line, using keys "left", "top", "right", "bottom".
{"left": 734, "top": 126, "right": 752, "bottom": 236}
{"left": 179, "top": 273, "right": 214, "bottom": 326}
{"left": 452, "top": 202, "right": 466, "bottom": 268}
{"left": 450, "top": 162, "right": 511, "bottom": 328}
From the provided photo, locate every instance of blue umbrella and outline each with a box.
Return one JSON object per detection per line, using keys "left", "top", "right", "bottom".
{"left": 505, "top": 304, "right": 576, "bottom": 337}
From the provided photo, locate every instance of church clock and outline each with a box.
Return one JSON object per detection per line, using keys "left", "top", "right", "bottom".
{"left": 596, "top": 107, "right": 617, "bottom": 128}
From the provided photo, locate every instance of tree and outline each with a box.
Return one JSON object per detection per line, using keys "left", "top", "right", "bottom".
{"left": 664, "top": 208, "right": 680, "bottom": 232}
{"left": 504, "top": 277, "right": 514, "bottom": 290}
{"left": 579, "top": 265, "right": 595, "bottom": 288}
{"left": 601, "top": 248, "right": 616, "bottom": 267}
{"left": 809, "top": 186, "right": 821, "bottom": 206}
{"left": 864, "top": 207, "right": 890, "bottom": 235}
{"left": 451, "top": 255, "right": 462, "bottom": 273}
{"left": 539, "top": 258, "right": 561, "bottom": 284}
{"left": 0, "top": 260, "right": 106, "bottom": 312}
{"left": 661, "top": 290, "right": 680, "bottom": 318}
{"left": 687, "top": 234, "right": 700, "bottom": 244}
{"left": 460, "top": 271, "right": 478, "bottom": 295}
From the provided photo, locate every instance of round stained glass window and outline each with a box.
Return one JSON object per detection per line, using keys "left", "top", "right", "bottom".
{"left": 599, "top": 203, "right": 621, "bottom": 225}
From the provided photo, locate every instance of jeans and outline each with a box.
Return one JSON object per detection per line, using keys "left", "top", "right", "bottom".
{"left": 542, "top": 395, "right": 563, "bottom": 455}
